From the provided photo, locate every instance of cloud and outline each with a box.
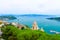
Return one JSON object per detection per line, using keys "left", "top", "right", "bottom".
{"left": 0, "top": 0, "right": 60, "bottom": 15}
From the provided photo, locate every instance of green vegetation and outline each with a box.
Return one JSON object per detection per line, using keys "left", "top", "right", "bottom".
{"left": 1, "top": 24, "right": 60, "bottom": 40}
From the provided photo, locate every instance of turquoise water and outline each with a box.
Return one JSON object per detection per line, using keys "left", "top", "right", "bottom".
{"left": 8, "top": 16, "right": 60, "bottom": 34}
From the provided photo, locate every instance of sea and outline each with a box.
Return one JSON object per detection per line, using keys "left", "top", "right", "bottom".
{"left": 8, "top": 15, "right": 60, "bottom": 34}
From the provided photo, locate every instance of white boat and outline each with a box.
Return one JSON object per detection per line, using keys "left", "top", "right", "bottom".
{"left": 50, "top": 30, "right": 56, "bottom": 32}
{"left": 50, "top": 30, "right": 60, "bottom": 34}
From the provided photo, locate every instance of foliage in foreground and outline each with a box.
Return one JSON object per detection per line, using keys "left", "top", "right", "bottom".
{"left": 1, "top": 25, "right": 60, "bottom": 40}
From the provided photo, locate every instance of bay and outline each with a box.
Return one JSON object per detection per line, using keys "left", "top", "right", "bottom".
{"left": 8, "top": 16, "right": 60, "bottom": 34}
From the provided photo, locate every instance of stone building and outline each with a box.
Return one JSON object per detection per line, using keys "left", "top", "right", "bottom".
{"left": 17, "top": 24, "right": 24, "bottom": 29}
{"left": 11, "top": 22, "right": 25, "bottom": 29}
{"left": 32, "top": 21, "right": 39, "bottom": 30}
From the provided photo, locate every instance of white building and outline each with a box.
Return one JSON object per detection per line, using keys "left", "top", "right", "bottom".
{"left": 40, "top": 27, "right": 44, "bottom": 32}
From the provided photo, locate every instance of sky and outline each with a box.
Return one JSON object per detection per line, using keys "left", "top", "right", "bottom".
{"left": 0, "top": 0, "right": 60, "bottom": 15}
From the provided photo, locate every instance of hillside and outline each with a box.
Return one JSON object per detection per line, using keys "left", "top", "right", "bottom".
{"left": 1, "top": 24, "right": 60, "bottom": 40}
{"left": 0, "top": 15, "right": 17, "bottom": 20}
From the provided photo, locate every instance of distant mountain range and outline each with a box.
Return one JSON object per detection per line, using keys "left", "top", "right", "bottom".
{"left": 0, "top": 14, "right": 55, "bottom": 17}
{"left": 0, "top": 14, "right": 58, "bottom": 21}
{"left": 14, "top": 14, "right": 55, "bottom": 17}
{"left": 19, "top": 14, "right": 51, "bottom": 16}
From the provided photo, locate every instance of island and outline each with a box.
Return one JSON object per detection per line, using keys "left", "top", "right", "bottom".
{"left": 47, "top": 17, "right": 60, "bottom": 21}
{"left": 0, "top": 15, "right": 17, "bottom": 20}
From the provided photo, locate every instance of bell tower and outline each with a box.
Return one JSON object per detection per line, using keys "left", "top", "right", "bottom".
{"left": 32, "top": 21, "right": 39, "bottom": 30}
